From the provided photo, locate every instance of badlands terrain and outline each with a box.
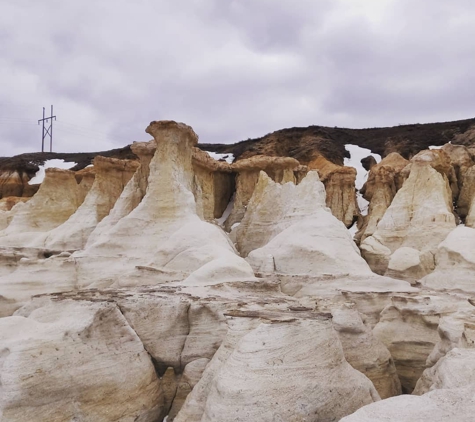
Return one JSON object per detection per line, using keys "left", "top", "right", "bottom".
{"left": 1, "top": 118, "right": 475, "bottom": 421}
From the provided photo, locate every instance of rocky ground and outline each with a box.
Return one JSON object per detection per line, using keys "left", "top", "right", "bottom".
{"left": 0, "top": 119, "right": 475, "bottom": 421}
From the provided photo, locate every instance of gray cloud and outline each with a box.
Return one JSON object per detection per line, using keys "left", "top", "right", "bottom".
{"left": 1, "top": 0, "right": 474, "bottom": 156}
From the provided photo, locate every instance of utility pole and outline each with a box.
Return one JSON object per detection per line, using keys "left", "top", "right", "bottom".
{"left": 38, "top": 105, "right": 56, "bottom": 152}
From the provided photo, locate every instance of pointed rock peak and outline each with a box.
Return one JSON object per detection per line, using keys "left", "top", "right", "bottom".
{"left": 378, "top": 152, "right": 409, "bottom": 169}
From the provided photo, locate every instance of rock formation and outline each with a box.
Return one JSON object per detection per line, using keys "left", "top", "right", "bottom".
{"left": 420, "top": 225, "right": 475, "bottom": 293}
{"left": 308, "top": 155, "right": 358, "bottom": 227}
{"left": 235, "top": 171, "right": 371, "bottom": 276}
{"left": 85, "top": 140, "right": 154, "bottom": 247}
{"left": 332, "top": 305, "right": 401, "bottom": 399}
{"left": 372, "top": 294, "right": 473, "bottom": 393}
{"left": 75, "top": 120, "right": 256, "bottom": 288}
{"left": 413, "top": 348, "right": 475, "bottom": 395}
{"left": 0, "top": 299, "right": 163, "bottom": 422}
{"left": 0, "top": 168, "right": 87, "bottom": 247}
{"left": 356, "top": 153, "right": 409, "bottom": 244}
{"left": 340, "top": 385, "right": 475, "bottom": 422}
{"left": 0, "top": 169, "right": 34, "bottom": 199}
{"left": 2, "top": 118, "right": 475, "bottom": 421}
{"left": 458, "top": 164, "right": 475, "bottom": 226}
{"left": 176, "top": 311, "right": 379, "bottom": 422}
{"left": 223, "top": 155, "right": 299, "bottom": 230}
{"left": 360, "top": 150, "right": 456, "bottom": 280}
{"left": 43, "top": 156, "right": 138, "bottom": 250}
{"left": 192, "top": 148, "right": 234, "bottom": 221}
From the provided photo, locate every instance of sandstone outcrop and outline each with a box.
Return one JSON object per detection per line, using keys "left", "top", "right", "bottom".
{"left": 76, "top": 120, "right": 256, "bottom": 288}
{"left": 413, "top": 348, "right": 475, "bottom": 395}
{"left": 192, "top": 148, "right": 234, "bottom": 221}
{"left": 176, "top": 311, "right": 379, "bottom": 422}
{"left": 0, "top": 299, "right": 163, "bottom": 422}
{"left": 85, "top": 140, "right": 154, "bottom": 247}
{"left": 372, "top": 294, "right": 471, "bottom": 393}
{"left": 0, "top": 196, "right": 29, "bottom": 211}
{"left": 360, "top": 152, "right": 456, "bottom": 280}
{"left": 223, "top": 155, "right": 299, "bottom": 230}
{"left": 340, "top": 385, "right": 475, "bottom": 422}
{"left": 308, "top": 155, "right": 358, "bottom": 227}
{"left": 458, "top": 164, "right": 475, "bottom": 226}
{"left": 42, "top": 156, "right": 138, "bottom": 250}
{"left": 420, "top": 225, "right": 475, "bottom": 293}
{"left": 0, "top": 168, "right": 86, "bottom": 247}
{"left": 332, "top": 305, "right": 401, "bottom": 399}
{"left": 236, "top": 171, "right": 372, "bottom": 276}
{"left": 0, "top": 169, "right": 33, "bottom": 198}
{"left": 356, "top": 153, "right": 408, "bottom": 244}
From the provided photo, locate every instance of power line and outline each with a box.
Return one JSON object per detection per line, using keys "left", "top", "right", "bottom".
{"left": 38, "top": 105, "right": 56, "bottom": 152}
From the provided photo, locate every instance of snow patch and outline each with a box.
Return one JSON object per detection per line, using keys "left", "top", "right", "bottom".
{"left": 348, "top": 222, "right": 358, "bottom": 238}
{"left": 344, "top": 145, "right": 381, "bottom": 236}
{"left": 205, "top": 151, "right": 235, "bottom": 164}
{"left": 28, "top": 159, "right": 77, "bottom": 185}
{"left": 344, "top": 144, "right": 381, "bottom": 190}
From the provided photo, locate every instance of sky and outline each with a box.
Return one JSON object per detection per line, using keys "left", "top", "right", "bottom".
{"left": 1, "top": 0, "right": 474, "bottom": 155}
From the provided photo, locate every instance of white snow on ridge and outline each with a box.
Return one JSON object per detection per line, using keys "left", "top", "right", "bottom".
{"left": 28, "top": 159, "right": 77, "bottom": 185}
{"left": 344, "top": 144, "right": 381, "bottom": 190}
{"left": 205, "top": 151, "right": 235, "bottom": 164}
{"left": 344, "top": 145, "right": 381, "bottom": 235}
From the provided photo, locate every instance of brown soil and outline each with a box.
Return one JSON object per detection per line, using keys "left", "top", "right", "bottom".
{"left": 199, "top": 118, "right": 475, "bottom": 165}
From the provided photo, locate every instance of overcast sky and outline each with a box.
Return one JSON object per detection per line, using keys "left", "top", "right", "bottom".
{"left": 1, "top": 0, "right": 474, "bottom": 155}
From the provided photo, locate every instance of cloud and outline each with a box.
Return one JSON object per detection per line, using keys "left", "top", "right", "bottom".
{"left": 1, "top": 0, "right": 474, "bottom": 156}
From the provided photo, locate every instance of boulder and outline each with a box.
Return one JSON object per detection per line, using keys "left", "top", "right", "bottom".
{"left": 340, "top": 385, "right": 475, "bottom": 422}
{"left": 421, "top": 225, "right": 475, "bottom": 293}
{"left": 0, "top": 299, "right": 163, "bottom": 421}
{"left": 413, "top": 348, "right": 475, "bottom": 395}
{"left": 176, "top": 311, "right": 380, "bottom": 422}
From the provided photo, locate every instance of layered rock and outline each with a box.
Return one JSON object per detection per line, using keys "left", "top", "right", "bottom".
{"left": 0, "top": 169, "right": 32, "bottom": 198}
{"left": 0, "top": 169, "right": 86, "bottom": 247}
{"left": 360, "top": 152, "right": 456, "bottom": 280}
{"left": 0, "top": 299, "right": 163, "bottom": 422}
{"left": 340, "top": 385, "right": 475, "bottom": 422}
{"left": 223, "top": 155, "right": 299, "bottom": 230}
{"left": 236, "top": 171, "right": 371, "bottom": 276}
{"left": 175, "top": 311, "right": 379, "bottom": 422}
{"left": 458, "top": 164, "right": 475, "bottom": 227}
{"left": 420, "top": 226, "right": 475, "bottom": 293}
{"left": 332, "top": 305, "right": 401, "bottom": 399}
{"left": 372, "top": 294, "right": 469, "bottom": 393}
{"left": 413, "top": 348, "right": 475, "bottom": 395}
{"left": 308, "top": 155, "right": 358, "bottom": 227}
{"left": 356, "top": 153, "right": 409, "bottom": 244}
{"left": 0, "top": 196, "right": 30, "bottom": 211}
{"left": 42, "top": 156, "right": 138, "bottom": 250}
{"left": 192, "top": 148, "right": 234, "bottom": 221}
{"left": 76, "top": 120, "right": 256, "bottom": 288}
{"left": 85, "top": 140, "right": 154, "bottom": 247}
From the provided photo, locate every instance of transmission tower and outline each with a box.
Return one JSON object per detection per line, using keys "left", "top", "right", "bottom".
{"left": 38, "top": 105, "right": 56, "bottom": 152}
